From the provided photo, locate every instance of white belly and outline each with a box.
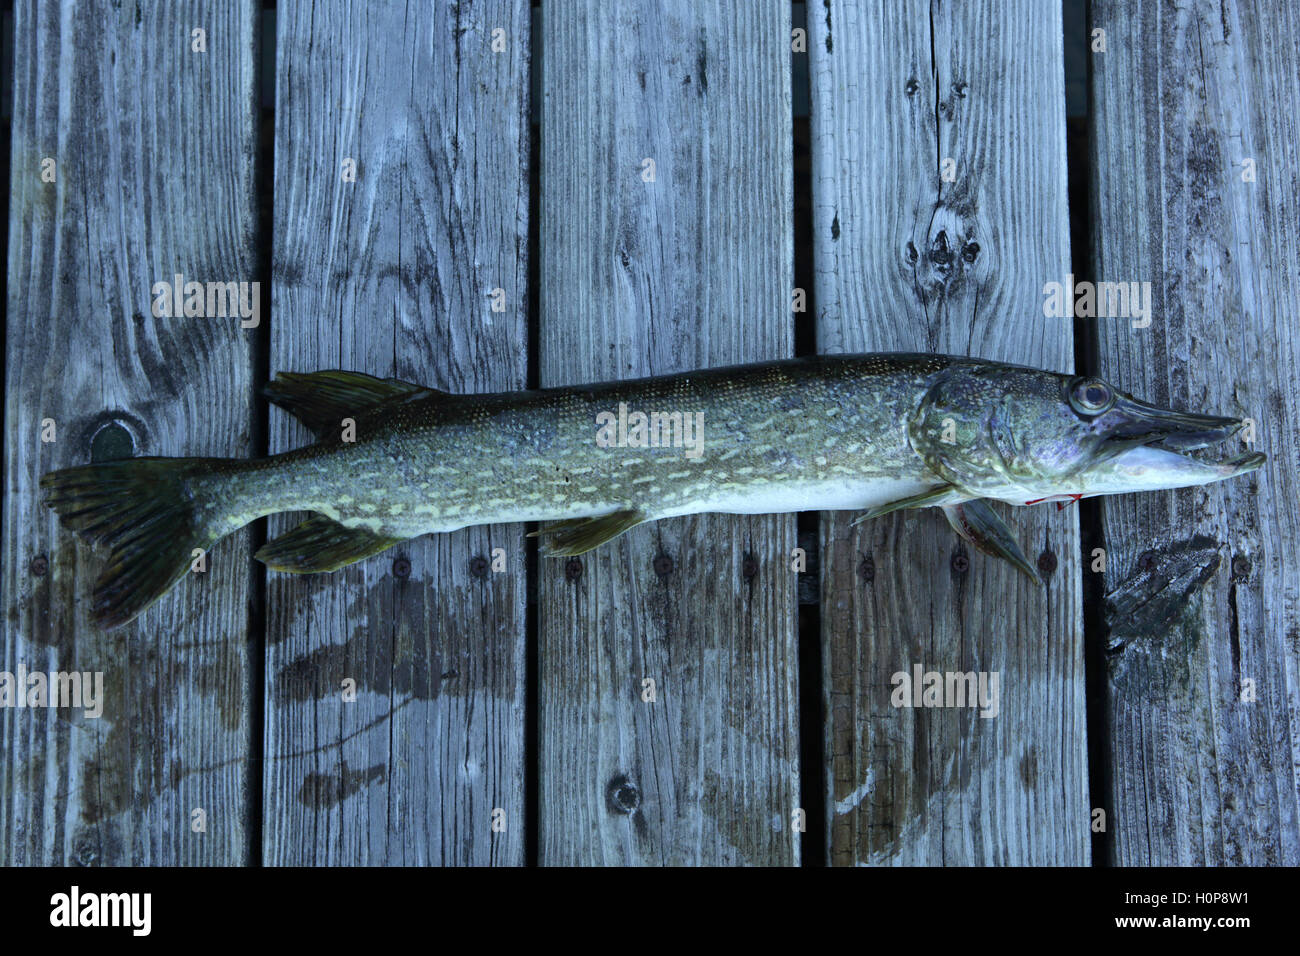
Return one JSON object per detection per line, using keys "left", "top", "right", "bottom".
{"left": 655, "top": 477, "right": 935, "bottom": 518}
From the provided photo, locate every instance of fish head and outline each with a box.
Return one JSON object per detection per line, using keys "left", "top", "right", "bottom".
{"left": 909, "top": 362, "right": 1263, "bottom": 503}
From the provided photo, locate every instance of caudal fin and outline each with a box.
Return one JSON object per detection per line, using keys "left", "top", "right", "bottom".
{"left": 40, "top": 457, "right": 222, "bottom": 629}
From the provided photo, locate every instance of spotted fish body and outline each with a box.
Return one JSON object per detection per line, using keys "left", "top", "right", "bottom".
{"left": 209, "top": 355, "right": 941, "bottom": 536}
{"left": 41, "top": 353, "right": 1263, "bottom": 628}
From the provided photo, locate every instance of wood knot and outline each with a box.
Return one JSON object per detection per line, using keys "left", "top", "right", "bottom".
{"left": 910, "top": 206, "right": 984, "bottom": 304}
{"left": 1105, "top": 536, "right": 1222, "bottom": 651}
{"left": 929, "top": 229, "right": 954, "bottom": 268}
{"left": 741, "top": 554, "right": 759, "bottom": 580}
{"left": 605, "top": 774, "right": 640, "bottom": 814}
{"left": 858, "top": 555, "right": 875, "bottom": 583}
{"left": 89, "top": 418, "right": 137, "bottom": 462}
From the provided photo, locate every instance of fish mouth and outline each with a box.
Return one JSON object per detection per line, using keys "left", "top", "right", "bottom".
{"left": 1104, "top": 396, "right": 1243, "bottom": 451}
{"left": 1099, "top": 397, "right": 1264, "bottom": 476}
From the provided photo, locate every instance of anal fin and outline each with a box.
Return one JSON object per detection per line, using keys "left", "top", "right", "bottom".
{"left": 528, "top": 509, "right": 646, "bottom": 556}
{"left": 941, "top": 500, "right": 1041, "bottom": 584}
{"left": 255, "top": 514, "right": 404, "bottom": 573}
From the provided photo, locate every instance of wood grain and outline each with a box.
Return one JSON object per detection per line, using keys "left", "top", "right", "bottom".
{"left": 1090, "top": 0, "right": 1300, "bottom": 864}
{"left": 538, "top": 0, "right": 799, "bottom": 865}
{"left": 1, "top": 0, "right": 260, "bottom": 864}
{"left": 809, "top": 0, "right": 1089, "bottom": 864}
{"left": 262, "top": 0, "right": 530, "bottom": 865}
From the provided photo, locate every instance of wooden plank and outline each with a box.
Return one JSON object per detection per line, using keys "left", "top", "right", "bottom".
{"left": 1090, "top": 0, "right": 1300, "bottom": 864}
{"left": 2, "top": 1, "right": 260, "bottom": 864}
{"left": 261, "top": 0, "right": 530, "bottom": 865}
{"left": 538, "top": 1, "right": 798, "bottom": 865}
{"left": 809, "top": 0, "right": 1089, "bottom": 864}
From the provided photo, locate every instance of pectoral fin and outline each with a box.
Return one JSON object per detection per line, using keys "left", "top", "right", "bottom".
{"left": 529, "top": 509, "right": 646, "bottom": 556}
{"left": 851, "top": 483, "right": 967, "bottom": 526}
{"left": 941, "top": 500, "right": 1041, "bottom": 584}
{"left": 255, "top": 514, "right": 405, "bottom": 572}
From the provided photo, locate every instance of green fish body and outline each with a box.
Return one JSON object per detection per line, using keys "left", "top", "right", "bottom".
{"left": 41, "top": 354, "right": 1264, "bottom": 628}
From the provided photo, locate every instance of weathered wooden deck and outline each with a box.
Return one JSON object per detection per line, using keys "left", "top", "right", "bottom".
{"left": 2, "top": 0, "right": 1296, "bottom": 866}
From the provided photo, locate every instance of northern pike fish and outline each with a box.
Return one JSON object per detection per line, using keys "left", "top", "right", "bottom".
{"left": 41, "top": 354, "right": 1263, "bottom": 628}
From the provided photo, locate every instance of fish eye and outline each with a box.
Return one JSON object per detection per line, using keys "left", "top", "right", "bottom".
{"left": 1068, "top": 378, "right": 1115, "bottom": 416}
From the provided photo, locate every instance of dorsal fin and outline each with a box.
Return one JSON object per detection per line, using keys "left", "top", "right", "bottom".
{"left": 265, "top": 370, "right": 442, "bottom": 436}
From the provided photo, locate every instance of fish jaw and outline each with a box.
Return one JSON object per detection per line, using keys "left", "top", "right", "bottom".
{"left": 1070, "top": 444, "right": 1264, "bottom": 498}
